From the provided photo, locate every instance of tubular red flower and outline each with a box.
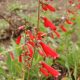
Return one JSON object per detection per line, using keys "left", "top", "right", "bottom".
{"left": 26, "top": 30, "right": 35, "bottom": 40}
{"left": 16, "top": 35, "right": 21, "bottom": 45}
{"left": 66, "top": 19, "right": 73, "bottom": 24}
{"left": 46, "top": 4, "right": 56, "bottom": 12}
{"left": 24, "top": 52, "right": 28, "bottom": 56}
{"left": 42, "top": 17, "right": 50, "bottom": 28}
{"left": 37, "top": 32, "right": 46, "bottom": 40}
{"left": 27, "top": 41, "right": 35, "bottom": 47}
{"left": 27, "top": 43, "right": 34, "bottom": 58}
{"left": 41, "top": 62, "right": 60, "bottom": 77}
{"left": 18, "top": 55, "right": 23, "bottom": 63}
{"left": 9, "top": 52, "right": 15, "bottom": 61}
{"left": 41, "top": 3, "right": 55, "bottom": 12}
{"left": 42, "top": 4, "right": 48, "bottom": 11}
{"left": 60, "top": 25, "right": 67, "bottom": 32}
{"left": 42, "top": 17, "right": 57, "bottom": 30}
{"left": 39, "top": 41, "right": 59, "bottom": 59}
{"left": 54, "top": 31, "right": 60, "bottom": 38}
{"left": 38, "top": 49, "right": 46, "bottom": 57}
{"left": 40, "top": 67, "right": 49, "bottom": 77}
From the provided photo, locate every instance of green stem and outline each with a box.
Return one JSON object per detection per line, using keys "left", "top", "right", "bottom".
{"left": 27, "top": 0, "right": 41, "bottom": 80}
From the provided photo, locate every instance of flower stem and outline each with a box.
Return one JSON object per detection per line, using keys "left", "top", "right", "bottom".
{"left": 27, "top": 0, "right": 41, "bottom": 80}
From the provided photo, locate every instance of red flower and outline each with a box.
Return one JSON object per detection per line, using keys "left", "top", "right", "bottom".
{"left": 38, "top": 49, "right": 46, "bottom": 57}
{"left": 37, "top": 32, "right": 46, "bottom": 40}
{"left": 41, "top": 62, "right": 60, "bottom": 77}
{"left": 54, "top": 31, "right": 60, "bottom": 38}
{"left": 39, "top": 41, "right": 59, "bottom": 59}
{"left": 18, "top": 55, "right": 23, "bottom": 63}
{"left": 18, "top": 25, "right": 25, "bottom": 30}
{"left": 27, "top": 43, "right": 34, "bottom": 58}
{"left": 9, "top": 52, "right": 15, "bottom": 61}
{"left": 41, "top": 3, "right": 56, "bottom": 12}
{"left": 42, "top": 4, "right": 48, "bottom": 11}
{"left": 76, "top": 4, "right": 80, "bottom": 9}
{"left": 42, "top": 17, "right": 57, "bottom": 30}
{"left": 24, "top": 51, "right": 28, "bottom": 56}
{"left": 26, "top": 30, "right": 35, "bottom": 40}
{"left": 46, "top": 4, "right": 56, "bottom": 12}
{"left": 60, "top": 25, "right": 67, "bottom": 32}
{"left": 16, "top": 35, "right": 21, "bottom": 45}
{"left": 66, "top": 19, "right": 73, "bottom": 24}
{"left": 40, "top": 67, "right": 49, "bottom": 77}
{"left": 27, "top": 40, "right": 35, "bottom": 47}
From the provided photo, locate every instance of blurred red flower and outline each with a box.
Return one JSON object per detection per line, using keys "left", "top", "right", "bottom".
{"left": 40, "top": 67, "right": 49, "bottom": 76}
{"left": 39, "top": 41, "right": 59, "bottom": 59}
{"left": 16, "top": 35, "right": 21, "bottom": 45}
{"left": 42, "top": 17, "right": 57, "bottom": 30}
{"left": 41, "top": 62, "right": 60, "bottom": 77}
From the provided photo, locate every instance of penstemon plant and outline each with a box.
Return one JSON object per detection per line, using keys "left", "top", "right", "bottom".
{"left": 0, "top": 0, "right": 80, "bottom": 80}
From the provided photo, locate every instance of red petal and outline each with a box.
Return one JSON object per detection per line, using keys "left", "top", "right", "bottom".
{"left": 66, "top": 19, "right": 73, "bottom": 24}
{"left": 42, "top": 4, "right": 48, "bottom": 11}
{"left": 18, "top": 55, "right": 23, "bottom": 63}
{"left": 47, "top": 4, "right": 56, "bottom": 12}
{"left": 27, "top": 41, "right": 35, "bottom": 47}
{"left": 41, "top": 62, "right": 60, "bottom": 77}
{"left": 27, "top": 43, "right": 34, "bottom": 58}
{"left": 16, "top": 35, "right": 21, "bottom": 45}
{"left": 37, "top": 32, "right": 46, "bottom": 40}
{"left": 40, "top": 67, "right": 49, "bottom": 77}
{"left": 38, "top": 49, "right": 46, "bottom": 57}
{"left": 54, "top": 31, "right": 60, "bottom": 38}
{"left": 39, "top": 41, "right": 59, "bottom": 59}
{"left": 60, "top": 25, "right": 67, "bottom": 32}
{"left": 26, "top": 30, "right": 35, "bottom": 40}
{"left": 42, "top": 17, "right": 57, "bottom": 30}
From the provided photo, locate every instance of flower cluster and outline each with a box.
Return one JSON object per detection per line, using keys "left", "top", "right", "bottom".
{"left": 9, "top": 0, "right": 75, "bottom": 79}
